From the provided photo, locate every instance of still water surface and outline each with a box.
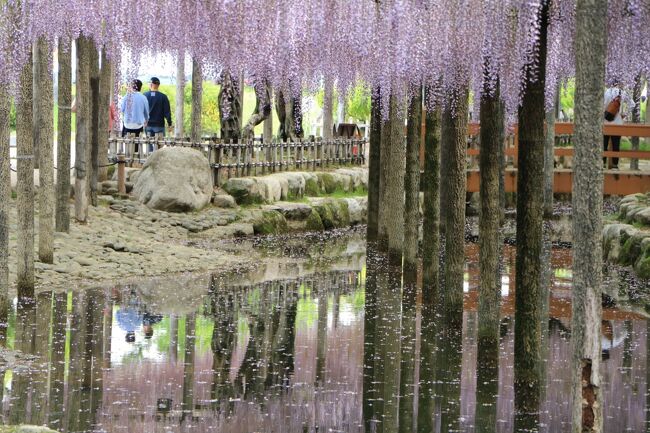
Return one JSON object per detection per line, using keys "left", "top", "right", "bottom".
{"left": 1, "top": 233, "right": 647, "bottom": 432}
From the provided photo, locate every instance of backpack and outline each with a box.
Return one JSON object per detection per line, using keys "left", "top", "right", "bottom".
{"left": 604, "top": 90, "right": 621, "bottom": 121}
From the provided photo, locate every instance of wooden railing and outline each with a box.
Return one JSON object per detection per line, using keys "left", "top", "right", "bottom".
{"left": 108, "top": 136, "right": 367, "bottom": 186}
{"left": 464, "top": 122, "right": 650, "bottom": 169}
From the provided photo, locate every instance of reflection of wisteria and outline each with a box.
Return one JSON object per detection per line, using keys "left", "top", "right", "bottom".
{"left": 0, "top": 239, "right": 648, "bottom": 432}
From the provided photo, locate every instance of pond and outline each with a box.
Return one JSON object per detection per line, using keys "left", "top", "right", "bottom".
{"left": 1, "top": 231, "right": 647, "bottom": 432}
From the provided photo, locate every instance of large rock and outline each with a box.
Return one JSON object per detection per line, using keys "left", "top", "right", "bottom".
{"left": 133, "top": 147, "right": 213, "bottom": 212}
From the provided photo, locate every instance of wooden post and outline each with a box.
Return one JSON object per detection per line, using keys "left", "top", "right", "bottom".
{"left": 246, "top": 140, "right": 252, "bottom": 177}
{"left": 235, "top": 140, "right": 242, "bottom": 177}
{"left": 117, "top": 154, "right": 126, "bottom": 194}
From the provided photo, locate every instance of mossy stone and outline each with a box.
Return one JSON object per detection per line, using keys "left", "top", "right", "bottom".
{"left": 252, "top": 210, "right": 288, "bottom": 235}
{"left": 305, "top": 209, "right": 324, "bottom": 231}
{"left": 332, "top": 199, "right": 350, "bottom": 226}
{"left": 620, "top": 234, "right": 646, "bottom": 266}
{"left": 305, "top": 178, "right": 320, "bottom": 196}
{"left": 314, "top": 202, "right": 336, "bottom": 229}
{"left": 318, "top": 173, "right": 338, "bottom": 194}
{"left": 635, "top": 254, "right": 650, "bottom": 279}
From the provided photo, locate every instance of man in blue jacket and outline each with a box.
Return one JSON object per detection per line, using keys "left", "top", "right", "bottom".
{"left": 144, "top": 77, "right": 173, "bottom": 137}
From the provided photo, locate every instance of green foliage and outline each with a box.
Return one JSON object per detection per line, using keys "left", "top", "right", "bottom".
{"left": 314, "top": 82, "right": 371, "bottom": 123}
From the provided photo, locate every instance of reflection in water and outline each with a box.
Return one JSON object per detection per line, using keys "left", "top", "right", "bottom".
{"left": 0, "top": 242, "right": 647, "bottom": 432}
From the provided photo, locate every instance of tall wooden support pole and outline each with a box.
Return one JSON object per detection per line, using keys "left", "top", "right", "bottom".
{"left": 56, "top": 39, "right": 72, "bottom": 232}
{"left": 98, "top": 51, "right": 111, "bottom": 181}
{"left": 16, "top": 53, "right": 34, "bottom": 299}
{"left": 544, "top": 88, "right": 557, "bottom": 217}
{"left": 572, "top": 0, "right": 607, "bottom": 431}
{"left": 403, "top": 86, "right": 422, "bottom": 274}
{"left": 190, "top": 58, "right": 203, "bottom": 142}
{"left": 441, "top": 83, "right": 469, "bottom": 318}
{"left": 322, "top": 78, "right": 334, "bottom": 141}
{"left": 89, "top": 44, "right": 99, "bottom": 207}
{"left": 74, "top": 37, "right": 90, "bottom": 223}
{"left": 377, "top": 106, "right": 391, "bottom": 251}
{"left": 34, "top": 37, "right": 54, "bottom": 264}
{"left": 0, "top": 84, "right": 10, "bottom": 340}
{"left": 514, "top": 1, "right": 549, "bottom": 430}
{"left": 385, "top": 92, "right": 406, "bottom": 266}
{"left": 366, "top": 87, "right": 381, "bottom": 243}
{"left": 175, "top": 53, "right": 185, "bottom": 138}
{"left": 422, "top": 86, "right": 442, "bottom": 299}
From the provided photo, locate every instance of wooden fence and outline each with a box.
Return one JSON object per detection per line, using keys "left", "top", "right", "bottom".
{"left": 108, "top": 136, "right": 367, "bottom": 186}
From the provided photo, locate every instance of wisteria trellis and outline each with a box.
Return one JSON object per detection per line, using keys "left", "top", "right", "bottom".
{"left": 0, "top": 0, "right": 646, "bottom": 116}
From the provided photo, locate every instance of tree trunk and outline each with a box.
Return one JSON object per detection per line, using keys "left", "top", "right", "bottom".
{"left": 544, "top": 91, "right": 556, "bottom": 217}
{"left": 218, "top": 70, "right": 241, "bottom": 141}
{"left": 322, "top": 78, "right": 334, "bottom": 140}
{"left": 404, "top": 86, "right": 422, "bottom": 274}
{"left": 366, "top": 87, "right": 381, "bottom": 243}
{"left": 56, "top": 39, "right": 72, "bottom": 232}
{"left": 422, "top": 87, "right": 441, "bottom": 300}
{"left": 241, "top": 79, "right": 271, "bottom": 140}
{"left": 571, "top": 0, "right": 606, "bottom": 431}
{"left": 263, "top": 98, "right": 273, "bottom": 143}
{"left": 190, "top": 58, "right": 203, "bottom": 142}
{"left": 385, "top": 92, "right": 406, "bottom": 266}
{"left": 175, "top": 54, "right": 185, "bottom": 138}
{"left": 98, "top": 51, "right": 111, "bottom": 181}
{"left": 74, "top": 37, "right": 90, "bottom": 223}
{"left": 377, "top": 110, "right": 391, "bottom": 250}
{"left": 16, "top": 54, "right": 34, "bottom": 298}
{"left": 34, "top": 37, "right": 54, "bottom": 263}
{"left": 441, "top": 85, "right": 469, "bottom": 317}
{"left": 630, "top": 75, "right": 642, "bottom": 170}
{"left": 514, "top": 1, "right": 549, "bottom": 430}
{"left": 0, "top": 84, "right": 10, "bottom": 340}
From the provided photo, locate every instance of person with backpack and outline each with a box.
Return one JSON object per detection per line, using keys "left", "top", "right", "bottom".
{"left": 603, "top": 83, "right": 633, "bottom": 169}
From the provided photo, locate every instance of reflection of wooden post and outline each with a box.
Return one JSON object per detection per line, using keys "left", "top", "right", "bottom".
{"left": 169, "top": 314, "right": 178, "bottom": 363}
{"left": 117, "top": 154, "right": 126, "bottom": 194}
{"left": 49, "top": 292, "right": 68, "bottom": 429}
{"left": 181, "top": 314, "right": 196, "bottom": 423}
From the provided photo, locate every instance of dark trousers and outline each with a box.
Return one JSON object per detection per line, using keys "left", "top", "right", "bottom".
{"left": 122, "top": 126, "right": 143, "bottom": 153}
{"left": 603, "top": 135, "right": 621, "bottom": 167}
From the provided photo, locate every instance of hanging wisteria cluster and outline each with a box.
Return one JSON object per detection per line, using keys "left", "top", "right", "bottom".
{"left": 0, "top": 0, "right": 648, "bottom": 115}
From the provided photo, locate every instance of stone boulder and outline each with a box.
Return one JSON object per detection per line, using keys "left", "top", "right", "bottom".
{"left": 133, "top": 147, "right": 213, "bottom": 212}
{"left": 212, "top": 193, "right": 237, "bottom": 208}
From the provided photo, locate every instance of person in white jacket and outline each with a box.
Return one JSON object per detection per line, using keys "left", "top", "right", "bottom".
{"left": 603, "top": 84, "right": 633, "bottom": 169}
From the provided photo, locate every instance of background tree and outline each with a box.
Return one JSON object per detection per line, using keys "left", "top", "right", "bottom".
{"left": 218, "top": 70, "right": 242, "bottom": 141}
{"left": 403, "top": 86, "right": 422, "bottom": 274}
{"left": 0, "top": 84, "right": 9, "bottom": 340}
{"left": 190, "top": 58, "right": 203, "bottom": 142}
{"left": 74, "top": 37, "right": 91, "bottom": 223}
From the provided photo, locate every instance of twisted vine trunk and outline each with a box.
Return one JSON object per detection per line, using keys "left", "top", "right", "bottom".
{"left": 366, "top": 88, "right": 381, "bottom": 243}
{"left": 441, "top": 83, "right": 469, "bottom": 317}
{"left": 377, "top": 108, "right": 391, "bottom": 250}
{"left": 514, "top": 1, "right": 548, "bottom": 430}
{"left": 34, "top": 37, "right": 54, "bottom": 263}
{"left": 241, "top": 79, "right": 271, "bottom": 140}
{"left": 631, "top": 75, "right": 642, "bottom": 170}
{"left": 89, "top": 45, "right": 100, "bottom": 207}
{"left": 16, "top": 53, "right": 34, "bottom": 298}
{"left": 190, "top": 58, "right": 203, "bottom": 142}
{"left": 403, "top": 86, "right": 422, "bottom": 274}
{"left": 275, "top": 90, "right": 303, "bottom": 141}
{"left": 218, "top": 70, "right": 242, "bottom": 141}
{"left": 56, "top": 39, "right": 71, "bottom": 232}
{"left": 571, "top": 0, "right": 607, "bottom": 431}
{"left": 544, "top": 88, "right": 557, "bottom": 217}
{"left": 74, "top": 36, "right": 91, "bottom": 223}
{"left": 422, "top": 86, "right": 441, "bottom": 300}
